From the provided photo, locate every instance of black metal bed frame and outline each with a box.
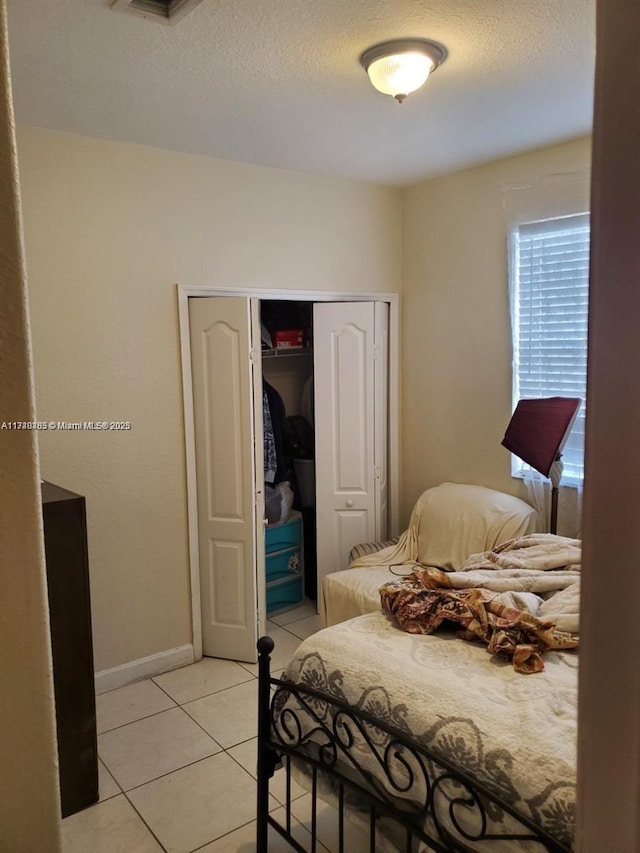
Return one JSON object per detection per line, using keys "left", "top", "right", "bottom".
{"left": 256, "top": 636, "right": 572, "bottom": 853}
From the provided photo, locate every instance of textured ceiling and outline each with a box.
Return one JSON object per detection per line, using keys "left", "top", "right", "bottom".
{"left": 5, "top": 0, "right": 595, "bottom": 186}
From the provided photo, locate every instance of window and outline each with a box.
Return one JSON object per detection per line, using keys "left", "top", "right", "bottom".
{"left": 510, "top": 212, "right": 590, "bottom": 484}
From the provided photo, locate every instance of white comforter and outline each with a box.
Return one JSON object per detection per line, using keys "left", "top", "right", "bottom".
{"left": 276, "top": 612, "right": 576, "bottom": 851}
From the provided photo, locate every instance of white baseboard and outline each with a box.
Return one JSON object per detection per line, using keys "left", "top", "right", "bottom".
{"left": 95, "top": 643, "right": 195, "bottom": 694}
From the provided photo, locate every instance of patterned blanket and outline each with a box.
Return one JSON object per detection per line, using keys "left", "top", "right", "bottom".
{"left": 380, "top": 569, "right": 578, "bottom": 673}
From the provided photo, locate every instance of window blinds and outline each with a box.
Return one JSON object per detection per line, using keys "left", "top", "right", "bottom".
{"left": 512, "top": 212, "right": 590, "bottom": 482}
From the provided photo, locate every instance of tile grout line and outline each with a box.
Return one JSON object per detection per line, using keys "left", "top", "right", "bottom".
{"left": 234, "top": 660, "right": 260, "bottom": 677}
{"left": 121, "top": 750, "right": 241, "bottom": 796}
{"left": 91, "top": 641, "right": 310, "bottom": 851}
{"left": 120, "top": 792, "right": 170, "bottom": 853}
{"left": 150, "top": 675, "right": 257, "bottom": 730}
{"left": 179, "top": 677, "right": 259, "bottom": 727}
{"left": 174, "top": 704, "right": 226, "bottom": 747}
{"left": 150, "top": 678, "right": 181, "bottom": 702}
{"left": 276, "top": 612, "right": 319, "bottom": 628}
{"left": 97, "top": 757, "right": 123, "bottom": 800}
{"left": 122, "top": 752, "right": 261, "bottom": 852}
{"left": 97, "top": 703, "right": 178, "bottom": 736}
{"left": 152, "top": 669, "right": 256, "bottom": 698}
{"left": 99, "top": 743, "right": 266, "bottom": 850}
{"left": 98, "top": 700, "right": 225, "bottom": 745}
{"left": 221, "top": 733, "right": 258, "bottom": 748}
{"left": 224, "top": 747, "right": 255, "bottom": 774}
{"left": 99, "top": 713, "right": 223, "bottom": 794}
{"left": 277, "top": 623, "right": 311, "bottom": 641}
{"left": 187, "top": 816, "right": 256, "bottom": 853}
{"left": 158, "top": 673, "right": 258, "bottom": 707}
{"left": 99, "top": 676, "right": 262, "bottom": 790}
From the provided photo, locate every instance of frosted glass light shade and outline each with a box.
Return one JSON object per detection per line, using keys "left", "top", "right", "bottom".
{"left": 360, "top": 39, "right": 447, "bottom": 103}
{"left": 367, "top": 53, "right": 434, "bottom": 100}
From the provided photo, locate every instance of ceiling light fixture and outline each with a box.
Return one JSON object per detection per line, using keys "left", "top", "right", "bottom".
{"left": 360, "top": 38, "right": 447, "bottom": 103}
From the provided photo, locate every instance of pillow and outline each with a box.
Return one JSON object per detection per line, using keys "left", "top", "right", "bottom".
{"left": 348, "top": 538, "right": 400, "bottom": 563}
{"left": 410, "top": 482, "right": 537, "bottom": 571}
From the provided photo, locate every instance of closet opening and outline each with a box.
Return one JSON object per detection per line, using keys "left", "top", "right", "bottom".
{"left": 260, "top": 300, "right": 317, "bottom": 617}
{"left": 180, "top": 285, "right": 400, "bottom": 662}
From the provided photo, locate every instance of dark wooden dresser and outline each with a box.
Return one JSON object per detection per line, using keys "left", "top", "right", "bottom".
{"left": 42, "top": 481, "right": 99, "bottom": 817}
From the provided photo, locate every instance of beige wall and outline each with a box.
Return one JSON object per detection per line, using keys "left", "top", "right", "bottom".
{"left": 16, "top": 124, "right": 593, "bottom": 677}
{"left": 401, "top": 137, "right": 591, "bottom": 531}
{"left": 16, "top": 125, "right": 402, "bottom": 672}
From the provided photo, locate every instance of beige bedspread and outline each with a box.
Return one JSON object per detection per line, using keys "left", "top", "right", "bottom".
{"left": 461, "top": 533, "right": 581, "bottom": 572}
{"left": 277, "top": 611, "right": 577, "bottom": 851}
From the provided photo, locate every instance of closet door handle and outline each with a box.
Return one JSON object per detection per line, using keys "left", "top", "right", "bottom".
{"left": 345, "top": 499, "right": 354, "bottom": 508}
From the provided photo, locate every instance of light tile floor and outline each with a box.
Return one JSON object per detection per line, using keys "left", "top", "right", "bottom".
{"left": 62, "top": 603, "right": 332, "bottom": 853}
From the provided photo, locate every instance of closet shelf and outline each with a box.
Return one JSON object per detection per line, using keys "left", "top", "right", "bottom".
{"left": 262, "top": 347, "right": 312, "bottom": 359}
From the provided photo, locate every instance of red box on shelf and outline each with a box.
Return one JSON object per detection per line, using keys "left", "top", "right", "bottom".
{"left": 274, "top": 329, "right": 303, "bottom": 348}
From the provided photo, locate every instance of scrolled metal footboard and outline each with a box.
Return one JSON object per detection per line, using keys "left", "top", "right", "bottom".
{"left": 256, "top": 636, "right": 571, "bottom": 853}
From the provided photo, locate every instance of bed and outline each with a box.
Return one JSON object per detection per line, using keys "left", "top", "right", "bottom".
{"left": 257, "top": 532, "right": 581, "bottom": 852}
{"left": 321, "top": 483, "right": 539, "bottom": 628}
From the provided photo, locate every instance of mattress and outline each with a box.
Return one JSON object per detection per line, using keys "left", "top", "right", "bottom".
{"left": 275, "top": 611, "right": 577, "bottom": 851}
{"left": 321, "top": 565, "right": 398, "bottom": 626}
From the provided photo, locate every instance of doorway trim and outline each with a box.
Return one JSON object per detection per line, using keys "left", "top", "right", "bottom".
{"left": 177, "top": 284, "right": 401, "bottom": 660}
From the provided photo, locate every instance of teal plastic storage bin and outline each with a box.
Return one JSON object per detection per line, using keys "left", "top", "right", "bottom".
{"left": 265, "top": 511, "right": 302, "bottom": 554}
{"left": 265, "top": 546, "right": 302, "bottom": 583}
{"left": 266, "top": 575, "right": 304, "bottom": 614}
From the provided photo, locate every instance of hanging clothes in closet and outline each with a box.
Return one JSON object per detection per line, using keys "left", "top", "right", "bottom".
{"left": 263, "top": 380, "right": 287, "bottom": 484}
{"left": 263, "top": 389, "right": 277, "bottom": 483}
{"left": 300, "top": 375, "right": 314, "bottom": 428}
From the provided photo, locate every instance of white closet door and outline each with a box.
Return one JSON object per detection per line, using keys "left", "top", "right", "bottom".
{"left": 189, "top": 296, "right": 265, "bottom": 662}
{"left": 314, "top": 302, "right": 378, "bottom": 589}
{"left": 374, "top": 301, "right": 389, "bottom": 541}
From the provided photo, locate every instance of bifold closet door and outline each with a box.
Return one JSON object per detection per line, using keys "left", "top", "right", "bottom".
{"left": 189, "top": 296, "right": 265, "bottom": 662}
{"left": 374, "top": 301, "right": 389, "bottom": 541}
{"left": 314, "top": 301, "right": 385, "bottom": 591}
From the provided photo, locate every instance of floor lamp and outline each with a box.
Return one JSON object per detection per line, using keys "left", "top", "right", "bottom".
{"left": 501, "top": 397, "right": 581, "bottom": 534}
